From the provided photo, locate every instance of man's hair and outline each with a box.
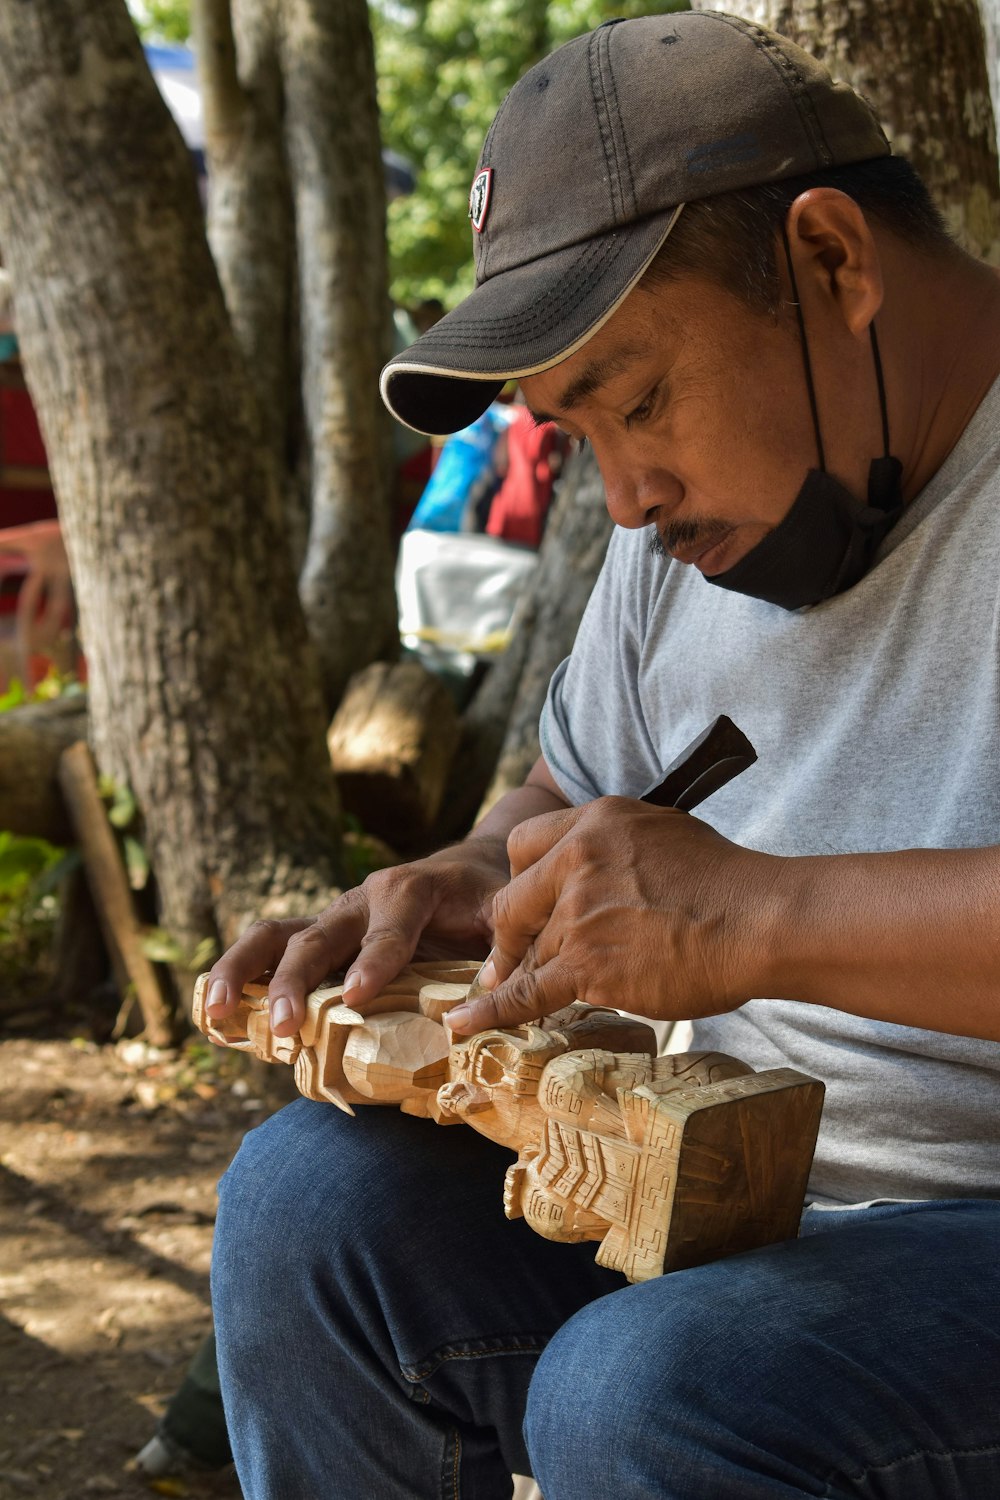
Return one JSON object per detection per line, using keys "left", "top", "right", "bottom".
{"left": 641, "top": 156, "right": 953, "bottom": 313}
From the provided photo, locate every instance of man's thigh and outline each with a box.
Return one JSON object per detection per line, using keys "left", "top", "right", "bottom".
{"left": 213, "top": 1098, "right": 624, "bottom": 1496}
{"left": 525, "top": 1199, "right": 1000, "bottom": 1500}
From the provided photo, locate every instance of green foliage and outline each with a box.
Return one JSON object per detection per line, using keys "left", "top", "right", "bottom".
{"left": 140, "top": 926, "right": 218, "bottom": 970}
{"left": 128, "top": 0, "right": 192, "bottom": 43}
{"left": 373, "top": 0, "right": 686, "bottom": 307}
{"left": 0, "top": 667, "right": 85, "bottom": 715}
{"left": 341, "top": 813, "right": 401, "bottom": 887}
{"left": 0, "top": 832, "right": 76, "bottom": 991}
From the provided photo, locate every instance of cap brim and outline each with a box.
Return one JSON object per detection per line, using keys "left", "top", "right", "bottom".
{"left": 382, "top": 206, "right": 683, "bottom": 435}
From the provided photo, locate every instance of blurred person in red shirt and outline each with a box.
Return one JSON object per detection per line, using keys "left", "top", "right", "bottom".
{"left": 485, "top": 401, "right": 569, "bottom": 548}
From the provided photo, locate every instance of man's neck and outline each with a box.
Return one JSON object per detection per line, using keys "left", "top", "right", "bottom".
{"left": 884, "top": 246, "right": 1000, "bottom": 504}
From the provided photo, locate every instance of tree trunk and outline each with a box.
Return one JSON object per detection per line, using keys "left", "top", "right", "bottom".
{"left": 280, "top": 0, "right": 400, "bottom": 708}
{"left": 194, "top": 0, "right": 308, "bottom": 565}
{"left": 980, "top": 0, "right": 1000, "bottom": 146}
{"left": 195, "top": 0, "right": 294, "bottom": 457}
{"left": 433, "top": 444, "right": 614, "bottom": 840}
{"left": 695, "top": 0, "right": 1000, "bottom": 261}
{"left": 0, "top": 0, "right": 345, "bottom": 963}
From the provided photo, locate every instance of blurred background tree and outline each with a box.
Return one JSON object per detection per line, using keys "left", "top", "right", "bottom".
{"left": 132, "top": 1, "right": 688, "bottom": 307}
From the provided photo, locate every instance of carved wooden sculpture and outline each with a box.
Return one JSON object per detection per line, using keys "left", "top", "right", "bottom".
{"left": 193, "top": 963, "right": 824, "bottom": 1283}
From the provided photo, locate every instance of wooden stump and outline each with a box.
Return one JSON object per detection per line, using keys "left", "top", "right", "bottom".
{"left": 327, "top": 660, "right": 460, "bottom": 843}
{"left": 0, "top": 695, "right": 87, "bottom": 843}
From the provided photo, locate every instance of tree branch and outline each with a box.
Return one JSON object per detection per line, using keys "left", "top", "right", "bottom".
{"left": 193, "top": 0, "right": 248, "bottom": 145}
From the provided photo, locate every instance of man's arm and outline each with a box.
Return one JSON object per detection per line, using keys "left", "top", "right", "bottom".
{"left": 758, "top": 843, "right": 1000, "bottom": 1040}
{"left": 446, "top": 797, "right": 1000, "bottom": 1044}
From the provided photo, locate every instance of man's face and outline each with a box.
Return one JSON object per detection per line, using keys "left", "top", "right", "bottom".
{"left": 519, "top": 267, "right": 880, "bottom": 576}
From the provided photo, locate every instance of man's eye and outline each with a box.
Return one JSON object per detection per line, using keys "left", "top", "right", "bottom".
{"left": 624, "top": 384, "right": 660, "bottom": 430}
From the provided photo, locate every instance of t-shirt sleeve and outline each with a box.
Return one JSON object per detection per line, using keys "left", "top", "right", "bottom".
{"left": 539, "top": 527, "right": 664, "bottom": 805}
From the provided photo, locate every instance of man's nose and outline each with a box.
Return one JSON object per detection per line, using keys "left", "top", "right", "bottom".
{"left": 598, "top": 453, "right": 683, "bottom": 531}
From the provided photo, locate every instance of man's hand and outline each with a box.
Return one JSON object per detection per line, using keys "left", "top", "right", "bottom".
{"left": 446, "top": 798, "right": 777, "bottom": 1034}
{"left": 204, "top": 839, "right": 508, "bottom": 1037}
{"left": 204, "top": 771, "right": 570, "bottom": 1038}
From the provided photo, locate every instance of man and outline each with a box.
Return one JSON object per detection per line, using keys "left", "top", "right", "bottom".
{"left": 206, "top": 13, "right": 1000, "bottom": 1497}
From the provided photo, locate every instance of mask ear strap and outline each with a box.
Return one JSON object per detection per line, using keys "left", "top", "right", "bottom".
{"left": 781, "top": 224, "right": 827, "bottom": 472}
{"left": 869, "top": 322, "right": 892, "bottom": 457}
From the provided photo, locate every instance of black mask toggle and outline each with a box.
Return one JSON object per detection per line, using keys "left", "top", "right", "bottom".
{"left": 706, "top": 234, "right": 904, "bottom": 611}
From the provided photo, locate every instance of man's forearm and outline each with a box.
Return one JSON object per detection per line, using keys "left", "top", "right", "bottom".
{"left": 453, "top": 758, "right": 570, "bottom": 870}
{"left": 468, "top": 785, "right": 569, "bottom": 846}
{"left": 759, "top": 846, "right": 1000, "bottom": 1042}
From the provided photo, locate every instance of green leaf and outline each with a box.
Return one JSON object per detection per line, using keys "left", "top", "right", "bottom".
{"left": 0, "top": 678, "right": 26, "bottom": 713}
{"left": 141, "top": 926, "right": 186, "bottom": 964}
{"left": 123, "top": 835, "right": 150, "bottom": 891}
{"left": 191, "top": 936, "right": 220, "bottom": 970}
{"left": 107, "top": 783, "right": 137, "bottom": 829}
{"left": 0, "top": 832, "right": 64, "bottom": 894}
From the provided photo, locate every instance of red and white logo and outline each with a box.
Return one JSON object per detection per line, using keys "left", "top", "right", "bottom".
{"left": 468, "top": 168, "right": 493, "bottom": 234}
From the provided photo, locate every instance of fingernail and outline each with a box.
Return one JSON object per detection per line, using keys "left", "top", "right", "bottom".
{"left": 343, "top": 971, "right": 362, "bottom": 997}
{"left": 270, "top": 996, "right": 293, "bottom": 1030}
{"left": 445, "top": 1005, "right": 471, "bottom": 1032}
{"left": 207, "top": 979, "right": 228, "bottom": 1012}
{"left": 479, "top": 959, "right": 497, "bottom": 990}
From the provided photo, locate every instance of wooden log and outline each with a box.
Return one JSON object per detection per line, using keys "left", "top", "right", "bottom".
{"left": 327, "top": 659, "right": 460, "bottom": 843}
{"left": 57, "top": 741, "right": 174, "bottom": 1045}
{"left": 0, "top": 695, "right": 87, "bottom": 843}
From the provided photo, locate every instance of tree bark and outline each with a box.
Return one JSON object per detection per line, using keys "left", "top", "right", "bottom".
{"left": 981, "top": 0, "right": 1000, "bottom": 145}
{"left": 0, "top": 0, "right": 345, "bottom": 962}
{"left": 194, "top": 0, "right": 306, "bottom": 559}
{"left": 695, "top": 0, "right": 1000, "bottom": 261}
{"left": 280, "top": 0, "right": 401, "bottom": 708}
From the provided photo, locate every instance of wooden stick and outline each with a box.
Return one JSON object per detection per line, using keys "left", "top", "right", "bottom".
{"left": 58, "top": 741, "right": 174, "bottom": 1046}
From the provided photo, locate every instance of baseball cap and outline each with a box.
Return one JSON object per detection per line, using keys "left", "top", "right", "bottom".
{"left": 381, "top": 10, "right": 890, "bottom": 436}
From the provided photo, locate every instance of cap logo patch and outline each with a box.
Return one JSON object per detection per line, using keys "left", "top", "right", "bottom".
{"left": 469, "top": 168, "right": 493, "bottom": 233}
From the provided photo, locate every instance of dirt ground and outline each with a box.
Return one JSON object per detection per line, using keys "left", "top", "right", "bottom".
{"left": 0, "top": 989, "right": 296, "bottom": 1500}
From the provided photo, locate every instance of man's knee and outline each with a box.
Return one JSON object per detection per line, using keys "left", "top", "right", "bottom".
{"left": 523, "top": 1256, "right": 822, "bottom": 1500}
{"left": 525, "top": 1281, "right": 695, "bottom": 1498}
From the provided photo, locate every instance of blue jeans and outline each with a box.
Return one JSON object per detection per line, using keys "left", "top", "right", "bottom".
{"left": 212, "top": 1098, "right": 1000, "bottom": 1498}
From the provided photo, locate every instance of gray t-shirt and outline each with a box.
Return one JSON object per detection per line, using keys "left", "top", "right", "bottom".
{"left": 540, "top": 376, "right": 1000, "bottom": 1206}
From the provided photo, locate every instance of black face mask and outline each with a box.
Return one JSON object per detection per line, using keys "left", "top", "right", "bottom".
{"left": 706, "top": 235, "right": 904, "bottom": 612}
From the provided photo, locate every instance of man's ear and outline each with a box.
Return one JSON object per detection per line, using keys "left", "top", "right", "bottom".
{"left": 783, "top": 188, "right": 884, "bottom": 339}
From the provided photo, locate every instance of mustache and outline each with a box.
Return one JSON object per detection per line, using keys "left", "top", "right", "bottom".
{"left": 648, "top": 516, "right": 732, "bottom": 559}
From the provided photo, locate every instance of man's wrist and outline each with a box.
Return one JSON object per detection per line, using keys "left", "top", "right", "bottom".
{"left": 731, "top": 850, "right": 809, "bottom": 1005}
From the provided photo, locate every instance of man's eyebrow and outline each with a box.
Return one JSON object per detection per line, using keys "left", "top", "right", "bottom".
{"left": 527, "top": 342, "right": 654, "bottom": 429}
{"left": 558, "top": 346, "right": 650, "bottom": 411}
